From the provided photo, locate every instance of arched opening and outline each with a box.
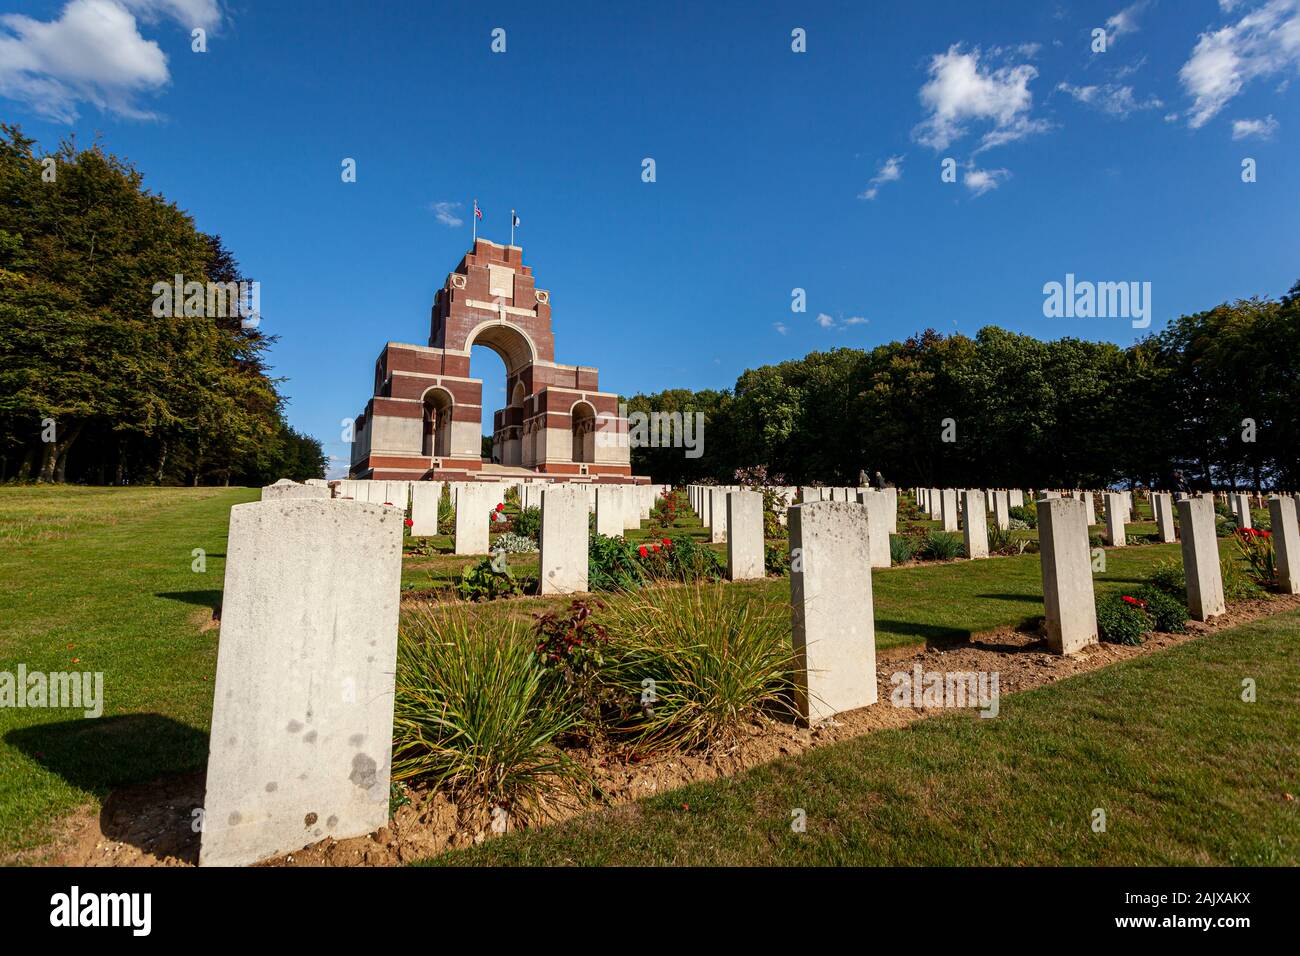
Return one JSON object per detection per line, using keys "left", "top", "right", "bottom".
{"left": 422, "top": 387, "right": 453, "bottom": 458}
{"left": 466, "top": 321, "right": 536, "bottom": 468}
{"left": 571, "top": 401, "right": 596, "bottom": 464}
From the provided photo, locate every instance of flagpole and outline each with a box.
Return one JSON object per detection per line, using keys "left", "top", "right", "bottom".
{"left": 472, "top": 197, "right": 477, "bottom": 245}
{"left": 510, "top": 209, "right": 515, "bottom": 247}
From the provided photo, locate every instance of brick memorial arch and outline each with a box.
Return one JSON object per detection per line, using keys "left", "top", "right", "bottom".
{"left": 350, "top": 239, "right": 633, "bottom": 482}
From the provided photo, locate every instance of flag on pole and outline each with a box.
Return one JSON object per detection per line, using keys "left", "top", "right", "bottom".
{"left": 512, "top": 211, "right": 520, "bottom": 228}
{"left": 474, "top": 201, "right": 483, "bottom": 220}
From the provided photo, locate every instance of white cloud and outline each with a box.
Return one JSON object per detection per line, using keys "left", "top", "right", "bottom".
{"left": 858, "top": 154, "right": 904, "bottom": 200}
{"left": 1179, "top": 0, "right": 1300, "bottom": 129}
{"left": 1105, "top": 1, "right": 1150, "bottom": 43}
{"left": 814, "top": 313, "right": 868, "bottom": 330}
{"left": 429, "top": 201, "right": 464, "bottom": 227}
{"left": 772, "top": 322, "right": 789, "bottom": 335}
{"left": 122, "top": 0, "right": 221, "bottom": 30}
{"left": 1231, "top": 113, "right": 1279, "bottom": 137}
{"left": 0, "top": 0, "right": 172, "bottom": 121}
{"left": 964, "top": 166, "right": 1010, "bottom": 197}
{"left": 913, "top": 44, "right": 1049, "bottom": 153}
{"left": 1056, "top": 81, "right": 1163, "bottom": 116}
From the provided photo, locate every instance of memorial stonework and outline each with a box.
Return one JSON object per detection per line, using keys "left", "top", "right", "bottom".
{"left": 1178, "top": 496, "right": 1225, "bottom": 621}
{"left": 1037, "top": 497, "right": 1098, "bottom": 654}
{"left": 200, "top": 499, "right": 403, "bottom": 867}
{"left": 726, "top": 491, "right": 764, "bottom": 581}
{"left": 349, "top": 239, "right": 632, "bottom": 482}
{"left": 539, "top": 485, "right": 588, "bottom": 594}
{"left": 788, "top": 501, "right": 877, "bottom": 723}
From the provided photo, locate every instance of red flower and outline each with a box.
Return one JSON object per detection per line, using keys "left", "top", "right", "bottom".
{"left": 383, "top": 501, "right": 393, "bottom": 507}
{"left": 1261, "top": 530, "right": 1272, "bottom": 538}
{"left": 404, "top": 518, "right": 413, "bottom": 527}
{"left": 496, "top": 503, "right": 505, "bottom": 512}
{"left": 1121, "top": 595, "right": 1147, "bottom": 609}
{"left": 638, "top": 545, "right": 649, "bottom": 558}
{"left": 651, "top": 544, "right": 660, "bottom": 552}
{"left": 661, "top": 537, "right": 672, "bottom": 546}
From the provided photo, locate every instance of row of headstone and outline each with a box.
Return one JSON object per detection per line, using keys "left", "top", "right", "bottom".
{"left": 209, "top": 483, "right": 1300, "bottom": 866}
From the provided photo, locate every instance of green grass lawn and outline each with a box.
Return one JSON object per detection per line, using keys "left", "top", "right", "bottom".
{"left": 0, "top": 485, "right": 1259, "bottom": 859}
{"left": 0, "top": 485, "right": 256, "bottom": 855}
{"left": 426, "top": 609, "right": 1300, "bottom": 866}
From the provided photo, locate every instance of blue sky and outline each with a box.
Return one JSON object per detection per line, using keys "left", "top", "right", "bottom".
{"left": 2, "top": 0, "right": 1298, "bottom": 476}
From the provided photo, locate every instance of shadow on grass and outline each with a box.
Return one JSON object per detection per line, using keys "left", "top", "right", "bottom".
{"left": 974, "top": 593, "right": 1041, "bottom": 603}
{"left": 156, "top": 589, "right": 222, "bottom": 612}
{"left": 7, "top": 714, "right": 208, "bottom": 862}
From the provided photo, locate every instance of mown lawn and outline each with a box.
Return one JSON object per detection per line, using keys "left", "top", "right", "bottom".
{"left": 426, "top": 609, "right": 1300, "bottom": 866}
{"left": 0, "top": 485, "right": 256, "bottom": 855}
{"left": 0, "top": 485, "right": 1250, "bottom": 857}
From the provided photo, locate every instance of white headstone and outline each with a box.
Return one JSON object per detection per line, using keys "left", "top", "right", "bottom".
{"left": 962, "top": 490, "right": 989, "bottom": 559}
{"left": 1177, "top": 496, "right": 1225, "bottom": 621}
{"left": 789, "top": 502, "right": 877, "bottom": 723}
{"left": 1037, "top": 497, "right": 1098, "bottom": 654}
{"left": 540, "top": 485, "right": 589, "bottom": 594}
{"left": 199, "top": 499, "right": 402, "bottom": 867}
{"left": 726, "top": 490, "right": 765, "bottom": 580}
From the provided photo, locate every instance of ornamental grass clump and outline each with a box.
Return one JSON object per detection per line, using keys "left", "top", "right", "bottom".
{"left": 392, "top": 609, "right": 584, "bottom": 820}
{"left": 598, "top": 584, "right": 796, "bottom": 752}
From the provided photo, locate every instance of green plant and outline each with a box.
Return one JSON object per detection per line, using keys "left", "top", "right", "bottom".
{"left": 392, "top": 609, "right": 584, "bottom": 819}
{"left": 1146, "top": 558, "right": 1186, "bottom": 598}
{"left": 455, "top": 555, "right": 523, "bottom": 601}
{"left": 989, "top": 525, "right": 1029, "bottom": 555}
{"left": 1008, "top": 505, "right": 1037, "bottom": 529}
{"left": 490, "top": 531, "right": 537, "bottom": 554}
{"left": 764, "top": 542, "right": 790, "bottom": 575}
{"left": 1221, "top": 555, "right": 1264, "bottom": 603}
{"left": 1234, "top": 528, "right": 1276, "bottom": 587}
{"left": 599, "top": 585, "right": 796, "bottom": 751}
{"left": 511, "top": 505, "right": 541, "bottom": 540}
{"left": 1088, "top": 532, "right": 1105, "bottom": 548}
{"left": 1134, "top": 585, "right": 1188, "bottom": 633}
{"left": 889, "top": 534, "right": 917, "bottom": 563}
{"left": 589, "top": 533, "right": 646, "bottom": 592}
{"left": 1096, "top": 593, "right": 1152, "bottom": 645}
{"left": 534, "top": 599, "right": 613, "bottom": 735}
{"left": 437, "top": 488, "right": 455, "bottom": 535}
{"left": 919, "top": 530, "right": 963, "bottom": 561}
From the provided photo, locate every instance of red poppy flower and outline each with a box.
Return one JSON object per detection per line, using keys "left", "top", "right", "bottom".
{"left": 661, "top": 537, "right": 671, "bottom": 546}
{"left": 638, "top": 545, "right": 648, "bottom": 558}
{"left": 496, "top": 503, "right": 505, "bottom": 512}
{"left": 404, "top": 518, "right": 413, "bottom": 527}
{"left": 1121, "top": 595, "right": 1147, "bottom": 608}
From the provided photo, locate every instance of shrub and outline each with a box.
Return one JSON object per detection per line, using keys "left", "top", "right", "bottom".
{"left": 533, "top": 599, "right": 612, "bottom": 734}
{"left": 1146, "top": 558, "right": 1185, "bottom": 598}
{"left": 392, "top": 609, "right": 584, "bottom": 819}
{"left": 1234, "top": 528, "right": 1276, "bottom": 587}
{"left": 1221, "top": 556, "right": 1264, "bottom": 603}
{"left": 1088, "top": 532, "right": 1105, "bottom": 548}
{"left": 437, "top": 489, "right": 455, "bottom": 535}
{"left": 639, "top": 534, "right": 726, "bottom": 583}
{"left": 512, "top": 505, "right": 541, "bottom": 540}
{"left": 889, "top": 534, "right": 917, "bottom": 563}
{"left": 764, "top": 542, "right": 790, "bottom": 575}
{"left": 988, "top": 525, "right": 1029, "bottom": 555}
{"left": 919, "top": 530, "right": 963, "bottom": 561}
{"left": 589, "top": 533, "right": 645, "bottom": 592}
{"left": 1096, "top": 593, "right": 1152, "bottom": 645}
{"left": 1134, "top": 585, "right": 1188, "bottom": 633}
{"left": 1214, "top": 515, "right": 1235, "bottom": 538}
{"left": 1008, "top": 517, "right": 1029, "bottom": 531}
{"left": 490, "top": 531, "right": 538, "bottom": 554}
{"left": 599, "top": 585, "right": 795, "bottom": 751}
{"left": 1008, "top": 505, "right": 1037, "bottom": 529}
{"left": 455, "top": 555, "right": 523, "bottom": 601}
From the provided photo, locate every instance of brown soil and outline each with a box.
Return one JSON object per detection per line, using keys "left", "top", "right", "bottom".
{"left": 22, "top": 592, "right": 1300, "bottom": 868}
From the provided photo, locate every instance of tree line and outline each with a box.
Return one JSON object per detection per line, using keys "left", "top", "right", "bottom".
{"left": 627, "top": 288, "right": 1300, "bottom": 491}
{"left": 0, "top": 125, "right": 324, "bottom": 485}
